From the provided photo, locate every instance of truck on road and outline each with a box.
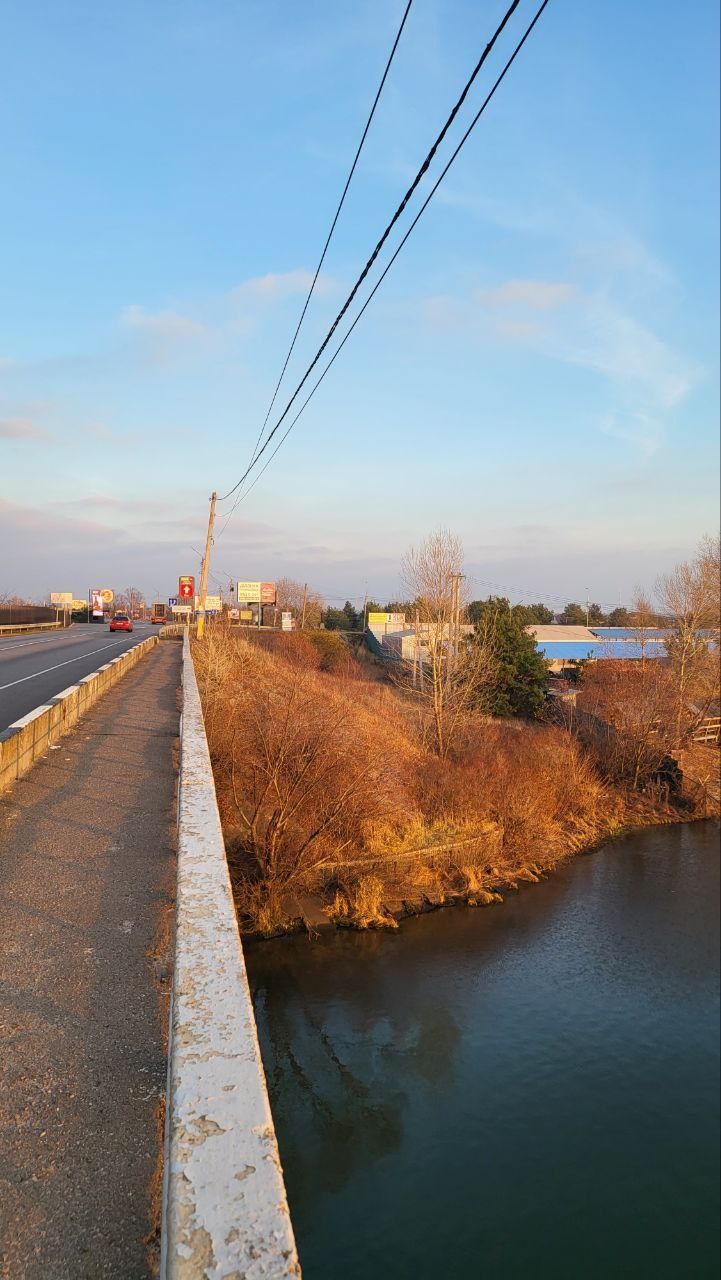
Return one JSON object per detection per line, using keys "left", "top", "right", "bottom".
{"left": 151, "top": 603, "right": 168, "bottom": 625}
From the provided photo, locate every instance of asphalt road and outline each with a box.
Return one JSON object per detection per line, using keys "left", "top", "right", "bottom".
{"left": 0, "top": 623, "right": 156, "bottom": 730}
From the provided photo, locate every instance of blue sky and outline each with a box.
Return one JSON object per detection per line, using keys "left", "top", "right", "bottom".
{"left": 1, "top": 0, "right": 719, "bottom": 607}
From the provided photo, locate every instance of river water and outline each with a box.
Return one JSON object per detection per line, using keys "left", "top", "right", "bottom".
{"left": 247, "top": 823, "right": 720, "bottom": 1279}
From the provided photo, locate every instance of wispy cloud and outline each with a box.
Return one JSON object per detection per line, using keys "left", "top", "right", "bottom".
{"left": 475, "top": 280, "right": 575, "bottom": 310}
{"left": 0, "top": 417, "right": 50, "bottom": 441}
{"left": 230, "top": 268, "right": 336, "bottom": 304}
{"left": 421, "top": 272, "right": 696, "bottom": 457}
{"left": 121, "top": 304, "right": 206, "bottom": 339}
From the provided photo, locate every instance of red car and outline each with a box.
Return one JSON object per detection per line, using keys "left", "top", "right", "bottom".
{"left": 109, "top": 613, "right": 133, "bottom": 633}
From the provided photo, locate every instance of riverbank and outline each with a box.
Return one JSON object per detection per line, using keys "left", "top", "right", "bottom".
{"left": 191, "top": 627, "right": 719, "bottom": 940}
{"left": 232, "top": 786, "right": 717, "bottom": 937}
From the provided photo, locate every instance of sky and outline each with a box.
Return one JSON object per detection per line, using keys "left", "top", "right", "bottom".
{"left": 1, "top": 0, "right": 719, "bottom": 609}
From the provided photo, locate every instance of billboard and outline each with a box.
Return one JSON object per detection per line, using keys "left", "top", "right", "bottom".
{"left": 368, "top": 612, "right": 406, "bottom": 626}
{"left": 195, "top": 595, "right": 221, "bottom": 612}
{"left": 179, "top": 576, "right": 195, "bottom": 600}
{"left": 50, "top": 592, "right": 73, "bottom": 605}
{"left": 236, "top": 581, "right": 276, "bottom": 604}
{"left": 90, "top": 588, "right": 113, "bottom": 618}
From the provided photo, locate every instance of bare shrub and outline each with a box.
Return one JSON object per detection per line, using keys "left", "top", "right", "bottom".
{"left": 577, "top": 661, "right": 677, "bottom": 789}
{"left": 197, "top": 633, "right": 413, "bottom": 912}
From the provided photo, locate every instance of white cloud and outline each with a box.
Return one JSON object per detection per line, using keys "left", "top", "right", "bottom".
{"left": 0, "top": 417, "right": 49, "bottom": 441}
{"left": 475, "top": 280, "right": 576, "bottom": 310}
{"left": 121, "top": 305, "right": 207, "bottom": 339}
{"left": 230, "top": 268, "right": 335, "bottom": 303}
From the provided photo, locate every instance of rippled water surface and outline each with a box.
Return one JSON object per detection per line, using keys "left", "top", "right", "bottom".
{"left": 247, "top": 823, "right": 720, "bottom": 1279}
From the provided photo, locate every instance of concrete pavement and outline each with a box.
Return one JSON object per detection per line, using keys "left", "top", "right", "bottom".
{"left": 0, "top": 640, "right": 180, "bottom": 1278}
{"left": 0, "top": 625, "right": 156, "bottom": 730}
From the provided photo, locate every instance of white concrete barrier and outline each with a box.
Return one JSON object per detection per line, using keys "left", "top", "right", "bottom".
{"left": 0, "top": 621, "right": 66, "bottom": 635}
{"left": 0, "top": 637, "right": 159, "bottom": 794}
{"left": 161, "top": 632, "right": 299, "bottom": 1279}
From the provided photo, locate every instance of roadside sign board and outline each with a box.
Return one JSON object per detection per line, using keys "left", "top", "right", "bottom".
{"left": 236, "top": 581, "right": 276, "bottom": 604}
{"left": 368, "top": 612, "right": 406, "bottom": 626}
{"left": 173, "top": 604, "right": 192, "bottom": 614}
{"left": 168, "top": 597, "right": 178, "bottom": 607}
{"left": 100, "top": 588, "right": 114, "bottom": 605}
{"left": 179, "top": 576, "right": 195, "bottom": 600}
{"left": 281, "top": 611, "right": 293, "bottom": 631}
{"left": 51, "top": 592, "right": 73, "bottom": 605}
{"left": 90, "top": 589, "right": 104, "bottom": 618}
{"left": 195, "top": 595, "right": 221, "bottom": 612}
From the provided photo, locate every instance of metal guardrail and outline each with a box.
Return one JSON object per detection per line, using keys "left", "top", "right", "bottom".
{"left": 160, "top": 632, "right": 299, "bottom": 1279}
{"left": 0, "top": 637, "right": 159, "bottom": 794}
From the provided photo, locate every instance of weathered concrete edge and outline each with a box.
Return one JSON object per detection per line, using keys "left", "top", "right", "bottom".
{"left": 0, "top": 636, "right": 159, "bottom": 794}
{"left": 0, "top": 620, "right": 66, "bottom": 635}
{"left": 161, "top": 632, "right": 300, "bottom": 1280}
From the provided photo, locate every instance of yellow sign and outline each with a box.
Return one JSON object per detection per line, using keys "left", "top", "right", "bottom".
{"left": 71, "top": 599, "right": 88, "bottom": 610}
{"left": 368, "top": 612, "right": 405, "bottom": 626}
{"left": 100, "top": 588, "right": 114, "bottom": 604}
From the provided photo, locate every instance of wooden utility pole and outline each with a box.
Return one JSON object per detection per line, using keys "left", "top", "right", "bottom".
{"left": 361, "top": 590, "right": 368, "bottom": 632}
{"left": 196, "top": 491, "right": 217, "bottom": 640}
{"left": 300, "top": 583, "right": 308, "bottom": 630}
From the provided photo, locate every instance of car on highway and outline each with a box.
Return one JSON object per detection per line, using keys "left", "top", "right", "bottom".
{"left": 109, "top": 613, "right": 133, "bottom": 633}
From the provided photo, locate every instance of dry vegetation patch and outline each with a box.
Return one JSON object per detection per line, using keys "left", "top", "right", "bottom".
{"left": 192, "top": 626, "right": 717, "bottom": 936}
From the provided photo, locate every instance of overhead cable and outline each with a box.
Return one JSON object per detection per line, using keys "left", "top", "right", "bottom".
{"left": 217, "top": 0, "right": 550, "bottom": 523}
{"left": 244, "top": 0, "right": 415, "bottom": 477}
{"left": 219, "top": 0, "right": 527, "bottom": 502}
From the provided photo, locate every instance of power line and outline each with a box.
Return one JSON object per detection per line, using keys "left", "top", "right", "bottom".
{"left": 465, "top": 574, "right": 629, "bottom": 610}
{"left": 244, "top": 0, "right": 415, "bottom": 478}
{"left": 218, "top": 0, "right": 527, "bottom": 503}
{"left": 217, "top": 0, "right": 550, "bottom": 526}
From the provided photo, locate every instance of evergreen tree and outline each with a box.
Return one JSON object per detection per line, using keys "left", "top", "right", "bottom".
{"left": 472, "top": 598, "right": 549, "bottom": 717}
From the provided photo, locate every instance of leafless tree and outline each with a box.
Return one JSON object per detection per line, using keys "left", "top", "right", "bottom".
{"left": 398, "top": 529, "right": 496, "bottom": 756}
{"left": 115, "top": 585, "right": 144, "bottom": 616}
{"left": 657, "top": 535, "right": 720, "bottom": 740}
{"left": 629, "top": 588, "right": 656, "bottom": 667}
{"left": 275, "top": 576, "right": 324, "bottom": 629}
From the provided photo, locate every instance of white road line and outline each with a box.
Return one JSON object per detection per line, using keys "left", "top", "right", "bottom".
{"left": 0, "top": 633, "right": 92, "bottom": 655}
{"left": 0, "top": 639, "right": 139, "bottom": 691}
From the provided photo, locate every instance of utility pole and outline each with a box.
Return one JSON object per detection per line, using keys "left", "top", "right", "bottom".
{"left": 196, "top": 491, "right": 217, "bottom": 640}
{"left": 361, "top": 589, "right": 368, "bottom": 633}
{"left": 585, "top": 588, "right": 590, "bottom": 629}
{"left": 300, "top": 583, "right": 308, "bottom": 630}
{"left": 446, "top": 572, "right": 463, "bottom": 678}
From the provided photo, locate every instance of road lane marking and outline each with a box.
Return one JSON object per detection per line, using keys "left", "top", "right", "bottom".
{"left": 0, "top": 633, "right": 96, "bottom": 655}
{"left": 0, "top": 638, "right": 141, "bottom": 691}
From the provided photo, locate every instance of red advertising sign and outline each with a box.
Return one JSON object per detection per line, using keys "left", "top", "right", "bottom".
{"left": 179, "top": 576, "right": 195, "bottom": 600}
{"left": 260, "top": 582, "right": 276, "bottom": 604}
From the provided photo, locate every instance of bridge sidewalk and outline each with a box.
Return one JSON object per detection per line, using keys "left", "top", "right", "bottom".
{"left": 0, "top": 640, "right": 181, "bottom": 1279}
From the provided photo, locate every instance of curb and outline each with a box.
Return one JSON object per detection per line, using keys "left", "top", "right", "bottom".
{"left": 160, "top": 631, "right": 299, "bottom": 1279}
{"left": 0, "top": 636, "right": 159, "bottom": 794}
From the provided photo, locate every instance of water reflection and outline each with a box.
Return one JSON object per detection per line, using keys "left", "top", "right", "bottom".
{"left": 247, "top": 822, "right": 720, "bottom": 1280}
{"left": 251, "top": 942, "right": 461, "bottom": 1203}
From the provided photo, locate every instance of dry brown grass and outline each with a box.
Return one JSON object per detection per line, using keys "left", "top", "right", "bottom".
{"left": 192, "top": 625, "right": 701, "bottom": 934}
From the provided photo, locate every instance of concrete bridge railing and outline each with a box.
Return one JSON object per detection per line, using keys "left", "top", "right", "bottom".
{"left": 0, "top": 621, "right": 66, "bottom": 635}
{"left": 161, "top": 631, "right": 299, "bottom": 1278}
